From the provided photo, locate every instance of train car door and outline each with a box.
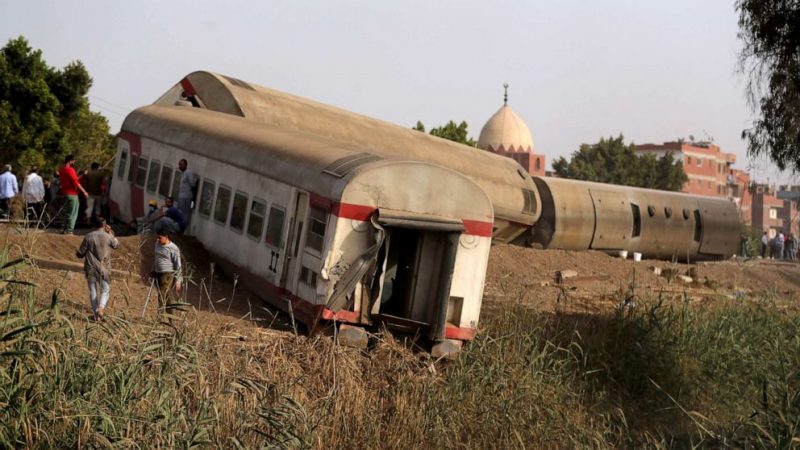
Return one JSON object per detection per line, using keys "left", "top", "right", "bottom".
{"left": 281, "top": 191, "right": 309, "bottom": 294}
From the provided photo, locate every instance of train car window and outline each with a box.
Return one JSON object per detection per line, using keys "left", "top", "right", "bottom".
{"left": 214, "top": 185, "right": 232, "bottom": 224}
{"left": 230, "top": 191, "right": 248, "bottom": 232}
{"left": 306, "top": 206, "right": 328, "bottom": 253}
{"left": 630, "top": 204, "right": 641, "bottom": 238}
{"left": 664, "top": 207, "right": 673, "bottom": 218}
{"left": 135, "top": 157, "right": 149, "bottom": 188}
{"left": 693, "top": 210, "right": 702, "bottom": 242}
{"left": 683, "top": 209, "right": 690, "bottom": 220}
{"left": 117, "top": 150, "right": 128, "bottom": 179}
{"left": 247, "top": 199, "right": 266, "bottom": 240}
{"left": 146, "top": 160, "right": 161, "bottom": 194}
{"left": 265, "top": 206, "right": 285, "bottom": 249}
{"left": 128, "top": 155, "right": 138, "bottom": 183}
{"left": 158, "top": 165, "right": 173, "bottom": 197}
{"left": 198, "top": 180, "right": 215, "bottom": 217}
{"left": 171, "top": 170, "right": 181, "bottom": 200}
{"left": 647, "top": 205, "right": 656, "bottom": 217}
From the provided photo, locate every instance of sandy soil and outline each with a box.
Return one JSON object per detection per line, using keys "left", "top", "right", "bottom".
{"left": 3, "top": 225, "right": 799, "bottom": 335}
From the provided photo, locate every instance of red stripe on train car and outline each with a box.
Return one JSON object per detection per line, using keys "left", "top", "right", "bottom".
{"left": 332, "top": 202, "right": 376, "bottom": 221}
{"left": 180, "top": 78, "right": 197, "bottom": 97}
{"left": 462, "top": 220, "right": 494, "bottom": 237}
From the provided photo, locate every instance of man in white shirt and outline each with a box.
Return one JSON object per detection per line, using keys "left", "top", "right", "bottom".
{"left": 0, "top": 164, "right": 18, "bottom": 219}
{"left": 22, "top": 166, "right": 45, "bottom": 223}
{"left": 177, "top": 159, "right": 198, "bottom": 232}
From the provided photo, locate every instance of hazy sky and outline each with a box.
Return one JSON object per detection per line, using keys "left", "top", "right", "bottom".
{"left": 1, "top": 0, "right": 794, "bottom": 183}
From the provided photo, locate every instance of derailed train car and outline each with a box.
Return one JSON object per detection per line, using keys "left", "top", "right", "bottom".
{"left": 110, "top": 105, "right": 494, "bottom": 355}
{"left": 152, "top": 71, "right": 739, "bottom": 260}
{"left": 530, "top": 177, "right": 739, "bottom": 260}
{"left": 109, "top": 71, "right": 740, "bottom": 353}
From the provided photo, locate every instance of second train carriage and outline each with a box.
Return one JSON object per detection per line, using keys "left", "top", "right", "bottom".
{"left": 109, "top": 104, "right": 494, "bottom": 351}
{"left": 528, "top": 177, "right": 740, "bottom": 260}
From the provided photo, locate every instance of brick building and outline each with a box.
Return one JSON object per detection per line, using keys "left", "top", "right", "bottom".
{"left": 752, "top": 184, "right": 799, "bottom": 238}
{"left": 635, "top": 141, "right": 752, "bottom": 225}
{"left": 477, "top": 87, "right": 546, "bottom": 177}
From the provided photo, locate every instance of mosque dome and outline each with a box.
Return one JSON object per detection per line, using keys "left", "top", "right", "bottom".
{"left": 477, "top": 86, "right": 535, "bottom": 153}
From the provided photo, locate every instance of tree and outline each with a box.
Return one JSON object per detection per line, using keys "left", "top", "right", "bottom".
{"left": 0, "top": 36, "right": 114, "bottom": 172}
{"left": 552, "top": 135, "right": 689, "bottom": 191}
{"left": 736, "top": 0, "right": 800, "bottom": 171}
{"left": 412, "top": 120, "right": 477, "bottom": 147}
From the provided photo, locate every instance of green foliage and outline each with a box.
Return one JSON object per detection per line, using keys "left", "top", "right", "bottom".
{"left": 0, "top": 36, "right": 114, "bottom": 173}
{"left": 737, "top": 0, "right": 800, "bottom": 171}
{"left": 413, "top": 120, "right": 477, "bottom": 147}
{"left": 552, "top": 135, "right": 689, "bottom": 191}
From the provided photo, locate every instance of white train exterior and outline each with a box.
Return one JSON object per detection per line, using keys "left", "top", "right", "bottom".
{"left": 110, "top": 104, "right": 493, "bottom": 350}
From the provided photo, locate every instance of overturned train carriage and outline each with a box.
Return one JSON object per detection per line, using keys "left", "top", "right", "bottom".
{"left": 110, "top": 105, "right": 494, "bottom": 349}
{"left": 155, "top": 71, "right": 740, "bottom": 260}
{"left": 529, "top": 177, "right": 739, "bottom": 260}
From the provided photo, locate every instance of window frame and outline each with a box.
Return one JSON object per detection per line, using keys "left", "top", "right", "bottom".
{"left": 117, "top": 149, "right": 128, "bottom": 180}
{"left": 198, "top": 179, "right": 216, "bottom": 218}
{"left": 158, "top": 164, "right": 173, "bottom": 198}
{"left": 264, "top": 205, "right": 286, "bottom": 250}
{"left": 146, "top": 159, "right": 161, "bottom": 194}
{"left": 305, "top": 205, "right": 329, "bottom": 254}
{"left": 246, "top": 197, "right": 267, "bottom": 241}
{"left": 135, "top": 156, "right": 149, "bottom": 188}
{"left": 213, "top": 184, "right": 233, "bottom": 225}
{"left": 229, "top": 190, "right": 249, "bottom": 233}
{"left": 171, "top": 170, "right": 181, "bottom": 200}
{"left": 127, "top": 154, "right": 138, "bottom": 184}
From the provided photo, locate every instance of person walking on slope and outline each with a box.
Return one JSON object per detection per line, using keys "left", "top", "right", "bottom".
{"left": 0, "top": 165, "right": 19, "bottom": 219}
{"left": 59, "top": 155, "right": 88, "bottom": 234}
{"left": 152, "top": 231, "right": 183, "bottom": 314}
{"left": 83, "top": 162, "right": 105, "bottom": 225}
{"left": 76, "top": 220, "right": 119, "bottom": 321}
{"left": 22, "top": 166, "right": 45, "bottom": 223}
{"left": 760, "top": 232, "right": 769, "bottom": 258}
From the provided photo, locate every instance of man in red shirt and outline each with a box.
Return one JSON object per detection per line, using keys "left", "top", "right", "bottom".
{"left": 59, "top": 154, "right": 88, "bottom": 234}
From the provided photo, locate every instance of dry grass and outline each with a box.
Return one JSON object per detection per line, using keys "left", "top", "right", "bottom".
{"left": 0, "top": 241, "right": 799, "bottom": 448}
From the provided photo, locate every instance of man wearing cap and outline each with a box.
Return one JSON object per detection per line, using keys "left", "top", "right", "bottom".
{"left": 152, "top": 230, "right": 182, "bottom": 313}
{"left": 59, "top": 155, "right": 88, "bottom": 234}
{"left": 0, "top": 164, "right": 19, "bottom": 219}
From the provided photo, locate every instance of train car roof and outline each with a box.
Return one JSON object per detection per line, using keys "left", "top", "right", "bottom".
{"left": 121, "top": 104, "right": 493, "bottom": 218}
{"left": 153, "top": 70, "right": 539, "bottom": 226}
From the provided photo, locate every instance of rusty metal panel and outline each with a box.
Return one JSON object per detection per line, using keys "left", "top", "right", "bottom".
{"left": 697, "top": 198, "right": 738, "bottom": 257}
{"left": 540, "top": 178, "right": 594, "bottom": 249}
{"left": 589, "top": 189, "right": 631, "bottom": 250}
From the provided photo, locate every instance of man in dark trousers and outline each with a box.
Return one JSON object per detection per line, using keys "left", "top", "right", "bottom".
{"left": 76, "top": 220, "right": 119, "bottom": 321}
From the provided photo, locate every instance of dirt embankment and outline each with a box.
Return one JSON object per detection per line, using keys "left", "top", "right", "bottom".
{"left": 3, "top": 226, "right": 800, "bottom": 329}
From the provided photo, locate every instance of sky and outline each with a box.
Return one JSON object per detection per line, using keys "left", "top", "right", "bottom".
{"left": 1, "top": 0, "right": 795, "bottom": 184}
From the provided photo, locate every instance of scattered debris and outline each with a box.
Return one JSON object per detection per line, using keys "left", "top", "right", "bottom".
{"left": 555, "top": 270, "right": 578, "bottom": 283}
{"left": 677, "top": 275, "right": 693, "bottom": 283}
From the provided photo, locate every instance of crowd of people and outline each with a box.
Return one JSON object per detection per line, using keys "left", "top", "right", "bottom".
{"left": 759, "top": 231, "right": 799, "bottom": 260}
{"left": 0, "top": 155, "right": 111, "bottom": 232}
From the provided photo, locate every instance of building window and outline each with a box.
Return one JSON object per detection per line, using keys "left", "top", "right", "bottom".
{"left": 247, "top": 199, "right": 267, "bottom": 239}
{"left": 265, "top": 206, "right": 285, "bottom": 248}
{"left": 769, "top": 208, "right": 778, "bottom": 219}
{"left": 697, "top": 158, "right": 703, "bottom": 167}
{"left": 229, "top": 191, "right": 248, "bottom": 232}
{"left": 198, "top": 179, "right": 215, "bottom": 217}
{"left": 534, "top": 158, "right": 541, "bottom": 170}
{"left": 214, "top": 185, "right": 232, "bottom": 224}
{"left": 687, "top": 156, "right": 692, "bottom": 165}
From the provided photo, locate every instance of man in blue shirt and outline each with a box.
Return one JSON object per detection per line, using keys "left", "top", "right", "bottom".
{"left": 150, "top": 196, "right": 186, "bottom": 236}
{"left": 0, "top": 165, "right": 19, "bottom": 219}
